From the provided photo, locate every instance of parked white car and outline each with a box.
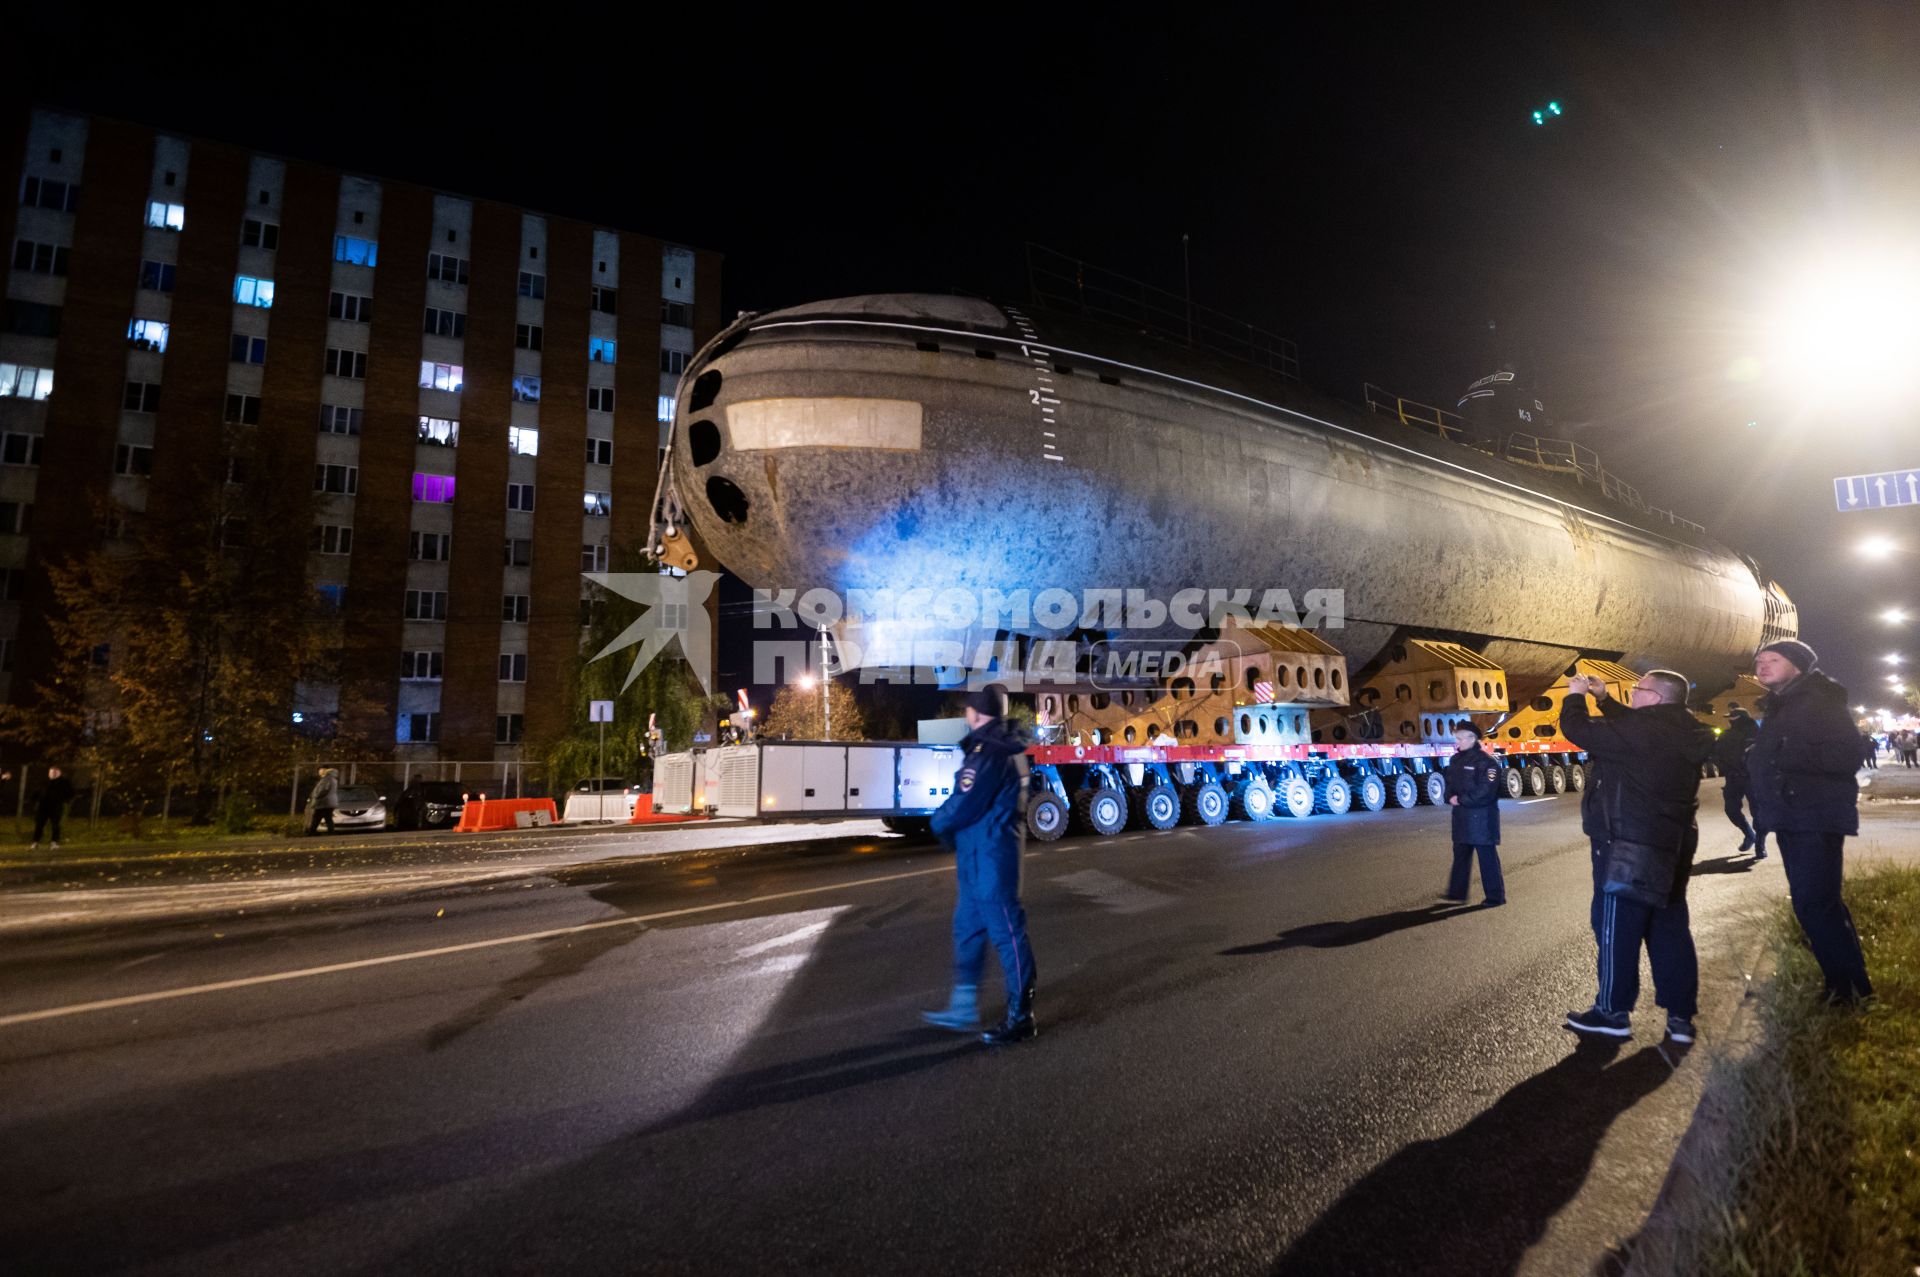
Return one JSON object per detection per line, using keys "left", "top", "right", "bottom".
{"left": 327, "top": 785, "right": 389, "bottom": 831}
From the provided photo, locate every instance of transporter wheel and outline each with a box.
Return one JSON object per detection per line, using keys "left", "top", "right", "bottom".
{"left": 881, "top": 816, "right": 932, "bottom": 836}
{"left": 1279, "top": 776, "right": 1317, "bottom": 819}
{"left": 1182, "top": 781, "right": 1229, "bottom": 827}
{"left": 1524, "top": 765, "right": 1549, "bottom": 797}
{"left": 1312, "top": 776, "right": 1353, "bottom": 815}
{"left": 1026, "top": 793, "right": 1068, "bottom": 842}
{"left": 1073, "top": 787, "right": 1128, "bottom": 837}
{"left": 1135, "top": 783, "right": 1181, "bottom": 831}
{"left": 1501, "top": 766, "right": 1526, "bottom": 800}
{"left": 1389, "top": 774, "right": 1421, "bottom": 809}
{"left": 1546, "top": 764, "right": 1569, "bottom": 794}
{"left": 1356, "top": 773, "right": 1388, "bottom": 812}
{"left": 1230, "top": 777, "right": 1276, "bottom": 823}
{"left": 1421, "top": 771, "right": 1449, "bottom": 806}
{"left": 1568, "top": 762, "right": 1588, "bottom": 792}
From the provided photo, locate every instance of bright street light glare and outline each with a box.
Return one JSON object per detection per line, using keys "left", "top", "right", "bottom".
{"left": 1857, "top": 536, "right": 1898, "bottom": 560}
{"left": 1884, "top": 608, "right": 1911, "bottom": 624}
{"left": 1889, "top": 653, "right": 1906, "bottom": 665}
{"left": 795, "top": 674, "right": 816, "bottom": 690}
{"left": 1764, "top": 242, "right": 1920, "bottom": 411}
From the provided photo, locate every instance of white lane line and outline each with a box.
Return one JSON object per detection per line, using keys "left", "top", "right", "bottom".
{"left": 734, "top": 918, "right": 833, "bottom": 958}
{"left": 1518, "top": 797, "right": 1558, "bottom": 804}
{"left": 0, "top": 862, "right": 961, "bottom": 1030}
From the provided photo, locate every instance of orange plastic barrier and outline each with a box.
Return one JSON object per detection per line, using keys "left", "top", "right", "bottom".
{"left": 628, "top": 792, "right": 705, "bottom": 825}
{"left": 455, "top": 797, "right": 560, "bottom": 832}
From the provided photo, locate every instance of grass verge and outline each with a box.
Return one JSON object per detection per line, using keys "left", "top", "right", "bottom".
{"left": 1629, "top": 863, "right": 1920, "bottom": 1275}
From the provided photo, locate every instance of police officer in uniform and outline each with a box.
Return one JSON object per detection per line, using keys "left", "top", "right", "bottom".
{"left": 1441, "top": 723, "right": 1505, "bottom": 906}
{"left": 921, "top": 683, "right": 1039, "bottom": 1046}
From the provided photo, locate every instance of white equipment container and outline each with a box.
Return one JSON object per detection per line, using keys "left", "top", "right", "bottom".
{"left": 651, "top": 741, "right": 959, "bottom": 820}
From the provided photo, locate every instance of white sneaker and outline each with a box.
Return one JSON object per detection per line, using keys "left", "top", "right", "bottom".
{"left": 28, "top": 842, "right": 37, "bottom": 851}
{"left": 50, "top": 841, "right": 60, "bottom": 849}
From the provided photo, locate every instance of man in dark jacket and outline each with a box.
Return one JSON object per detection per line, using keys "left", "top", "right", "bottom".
{"left": 1441, "top": 724, "right": 1505, "bottom": 905}
{"left": 1560, "top": 669, "right": 1714, "bottom": 1043}
{"left": 923, "top": 684, "right": 1039, "bottom": 1046}
{"left": 30, "top": 766, "right": 75, "bottom": 850}
{"left": 1748, "top": 640, "right": 1873, "bottom": 1004}
{"left": 1713, "top": 707, "right": 1764, "bottom": 857}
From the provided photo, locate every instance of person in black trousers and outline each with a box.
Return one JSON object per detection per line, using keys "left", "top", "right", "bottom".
{"left": 1713, "top": 707, "right": 1765, "bottom": 858}
{"left": 30, "top": 765, "right": 75, "bottom": 850}
{"left": 1559, "top": 669, "right": 1713, "bottom": 1044}
{"left": 1441, "top": 724, "right": 1505, "bottom": 906}
{"left": 1748, "top": 640, "right": 1873, "bottom": 1004}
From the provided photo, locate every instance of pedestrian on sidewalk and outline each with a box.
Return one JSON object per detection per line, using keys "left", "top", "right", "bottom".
{"left": 1748, "top": 640, "right": 1874, "bottom": 1005}
{"left": 1560, "top": 669, "right": 1713, "bottom": 1045}
{"left": 1713, "top": 707, "right": 1765, "bottom": 858}
{"left": 1898, "top": 729, "right": 1919, "bottom": 768}
{"left": 30, "top": 765, "right": 75, "bottom": 850}
{"left": 1440, "top": 724, "right": 1505, "bottom": 906}
{"left": 1861, "top": 730, "right": 1879, "bottom": 770}
{"left": 922, "top": 683, "right": 1039, "bottom": 1046}
{"left": 305, "top": 767, "right": 341, "bottom": 835}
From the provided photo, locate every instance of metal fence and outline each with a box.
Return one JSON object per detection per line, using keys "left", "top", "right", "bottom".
{"left": 1362, "top": 383, "right": 1706, "bottom": 534}
{"left": 1025, "top": 243, "right": 1301, "bottom": 381}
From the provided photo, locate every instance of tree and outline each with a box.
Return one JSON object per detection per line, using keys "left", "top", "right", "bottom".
{"left": 761, "top": 680, "right": 866, "bottom": 741}
{"left": 537, "top": 543, "right": 719, "bottom": 792}
{"left": 0, "top": 427, "right": 328, "bottom": 820}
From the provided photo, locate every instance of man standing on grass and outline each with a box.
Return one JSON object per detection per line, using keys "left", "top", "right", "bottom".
{"left": 1559, "top": 669, "right": 1714, "bottom": 1045}
{"left": 1748, "top": 640, "right": 1873, "bottom": 1005}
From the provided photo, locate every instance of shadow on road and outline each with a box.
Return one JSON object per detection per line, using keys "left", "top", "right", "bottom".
{"left": 1269, "top": 1043, "right": 1674, "bottom": 1277}
{"left": 1220, "top": 901, "right": 1482, "bottom": 953}
{"left": 1688, "top": 855, "right": 1757, "bottom": 876}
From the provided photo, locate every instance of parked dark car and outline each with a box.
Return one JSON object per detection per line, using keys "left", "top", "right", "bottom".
{"left": 395, "top": 780, "right": 467, "bottom": 831}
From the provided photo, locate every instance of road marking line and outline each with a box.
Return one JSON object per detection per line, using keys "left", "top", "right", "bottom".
{"left": 0, "top": 862, "right": 963, "bottom": 1029}
{"left": 1518, "top": 797, "right": 1558, "bottom": 804}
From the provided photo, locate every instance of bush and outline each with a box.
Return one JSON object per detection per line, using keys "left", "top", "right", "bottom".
{"left": 219, "top": 792, "right": 257, "bottom": 835}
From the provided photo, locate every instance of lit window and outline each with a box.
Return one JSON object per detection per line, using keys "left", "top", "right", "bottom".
{"left": 1, "top": 364, "right": 54, "bottom": 400}
{"left": 658, "top": 394, "right": 675, "bottom": 423}
{"left": 419, "top": 361, "right": 464, "bottom": 392}
{"left": 417, "top": 416, "right": 459, "bottom": 447}
{"left": 138, "top": 259, "right": 174, "bottom": 292}
{"left": 583, "top": 490, "right": 612, "bottom": 517}
{"left": 412, "top": 472, "right": 456, "bottom": 504}
{"left": 234, "top": 275, "right": 275, "bottom": 308}
{"left": 589, "top": 337, "right": 617, "bottom": 364}
{"left": 511, "top": 375, "right": 540, "bottom": 402}
{"left": 508, "top": 426, "right": 539, "bottom": 456}
{"left": 334, "top": 235, "right": 378, "bottom": 266}
{"left": 146, "top": 201, "right": 186, "bottom": 231}
{"left": 128, "top": 319, "right": 170, "bottom": 352}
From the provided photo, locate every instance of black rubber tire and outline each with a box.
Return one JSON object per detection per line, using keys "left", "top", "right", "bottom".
{"left": 1421, "top": 771, "right": 1449, "bottom": 806}
{"left": 1027, "top": 793, "right": 1068, "bottom": 841}
{"left": 881, "top": 816, "right": 932, "bottom": 836}
{"left": 1546, "top": 764, "right": 1569, "bottom": 794}
{"left": 1356, "top": 773, "right": 1388, "bottom": 812}
{"left": 1568, "top": 762, "right": 1588, "bottom": 792}
{"left": 1389, "top": 773, "right": 1421, "bottom": 809}
{"left": 1524, "top": 765, "right": 1548, "bottom": 796}
{"left": 1313, "top": 776, "right": 1354, "bottom": 815}
{"left": 1182, "top": 781, "right": 1229, "bottom": 826}
{"left": 1135, "top": 783, "right": 1181, "bottom": 831}
{"left": 1230, "top": 777, "right": 1276, "bottom": 823}
{"left": 1073, "top": 787, "right": 1127, "bottom": 836}
{"left": 1279, "top": 776, "right": 1317, "bottom": 818}
{"left": 1501, "top": 766, "right": 1525, "bottom": 800}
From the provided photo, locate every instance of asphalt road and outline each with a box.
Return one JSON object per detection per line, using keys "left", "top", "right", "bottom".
{"left": 3, "top": 773, "right": 1915, "bottom": 1276}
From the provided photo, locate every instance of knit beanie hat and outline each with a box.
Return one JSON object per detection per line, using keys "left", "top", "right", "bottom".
{"left": 1759, "top": 639, "right": 1817, "bottom": 673}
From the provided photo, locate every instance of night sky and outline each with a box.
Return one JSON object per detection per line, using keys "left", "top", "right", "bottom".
{"left": 18, "top": 4, "right": 1920, "bottom": 709}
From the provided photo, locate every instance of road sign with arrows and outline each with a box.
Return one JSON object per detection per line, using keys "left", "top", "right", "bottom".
{"left": 1835, "top": 468, "right": 1920, "bottom": 512}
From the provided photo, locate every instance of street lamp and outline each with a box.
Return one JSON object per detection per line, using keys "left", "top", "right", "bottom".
{"left": 1888, "top": 654, "right": 1906, "bottom": 665}
{"left": 1858, "top": 536, "right": 1899, "bottom": 561}
{"left": 1883, "top": 607, "right": 1911, "bottom": 625}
